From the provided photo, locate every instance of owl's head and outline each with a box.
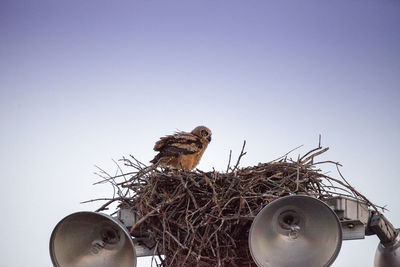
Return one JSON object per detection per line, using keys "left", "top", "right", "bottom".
{"left": 192, "top": 126, "right": 212, "bottom": 142}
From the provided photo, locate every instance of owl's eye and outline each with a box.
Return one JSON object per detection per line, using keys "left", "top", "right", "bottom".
{"left": 201, "top": 130, "right": 208, "bottom": 136}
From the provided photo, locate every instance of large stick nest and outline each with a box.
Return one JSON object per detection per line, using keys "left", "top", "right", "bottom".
{"left": 89, "top": 143, "right": 380, "bottom": 267}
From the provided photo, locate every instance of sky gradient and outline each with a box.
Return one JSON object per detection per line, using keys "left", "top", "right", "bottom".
{"left": 1, "top": 1, "right": 400, "bottom": 266}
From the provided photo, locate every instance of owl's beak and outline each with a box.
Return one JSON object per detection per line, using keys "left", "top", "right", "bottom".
{"left": 207, "top": 136, "right": 212, "bottom": 142}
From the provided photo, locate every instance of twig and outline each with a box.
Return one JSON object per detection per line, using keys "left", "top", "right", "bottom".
{"left": 231, "top": 140, "right": 247, "bottom": 172}
{"left": 226, "top": 150, "right": 232, "bottom": 173}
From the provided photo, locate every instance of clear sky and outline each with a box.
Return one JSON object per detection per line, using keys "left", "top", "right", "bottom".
{"left": 1, "top": 0, "right": 399, "bottom": 266}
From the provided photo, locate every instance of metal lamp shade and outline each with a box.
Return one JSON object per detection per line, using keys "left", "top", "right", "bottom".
{"left": 249, "top": 195, "right": 342, "bottom": 267}
{"left": 374, "top": 237, "right": 400, "bottom": 267}
{"left": 49, "top": 211, "right": 136, "bottom": 267}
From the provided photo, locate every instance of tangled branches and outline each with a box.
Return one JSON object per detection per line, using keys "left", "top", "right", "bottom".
{"left": 86, "top": 142, "right": 379, "bottom": 266}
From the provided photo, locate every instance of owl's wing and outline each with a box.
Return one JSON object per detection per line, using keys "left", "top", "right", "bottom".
{"left": 150, "top": 132, "right": 203, "bottom": 164}
{"left": 154, "top": 132, "right": 202, "bottom": 153}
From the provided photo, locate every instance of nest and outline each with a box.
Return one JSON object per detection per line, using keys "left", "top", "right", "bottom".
{"left": 89, "top": 143, "right": 379, "bottom": 267}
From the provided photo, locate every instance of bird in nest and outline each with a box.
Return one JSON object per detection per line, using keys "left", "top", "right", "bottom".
{"left": 150, "top": 126, "right": 212, "bottom": 170}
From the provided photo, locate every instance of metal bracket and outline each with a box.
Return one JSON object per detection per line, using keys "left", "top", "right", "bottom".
{"left": 118, "top": 207, "right": 157, "bottom": 257}
{"left": 325, "top": 196, "right": 369, "bottom": 240}
{"left": 366, "top": 211, "right": 398, "bottom": 246}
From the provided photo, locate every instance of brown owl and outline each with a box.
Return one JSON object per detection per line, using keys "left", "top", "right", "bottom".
{"left": 150, "top": 126, "right": 212, "bottom": 170}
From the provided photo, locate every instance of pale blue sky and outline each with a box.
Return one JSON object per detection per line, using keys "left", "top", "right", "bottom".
{"left": 1, "top": 1, "right": 399, "bottom": 266}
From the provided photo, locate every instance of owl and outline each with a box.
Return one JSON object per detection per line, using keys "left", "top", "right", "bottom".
{"left": 150, "top": 126, "right": 212, "bottom": 170}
